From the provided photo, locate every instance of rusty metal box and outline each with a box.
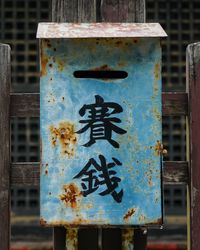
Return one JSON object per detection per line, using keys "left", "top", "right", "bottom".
{"left": 37, "top": 23, "right": 167, "bottom": 227}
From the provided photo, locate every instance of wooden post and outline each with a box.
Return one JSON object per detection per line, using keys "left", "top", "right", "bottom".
{"left": 187, "top": 42, "right": 200, "bottom": 250}
{"left": 52, "top": 2, "right": 98, "bottom": 249}
{"left": 51, "top": 1, "right": 146, "bottom": 249}
{"left": 0, "top": 44, "right": 11, "bottom": 250}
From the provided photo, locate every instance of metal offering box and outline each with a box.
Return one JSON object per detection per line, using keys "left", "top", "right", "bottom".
{"left": 37, "top": 23, "right": 167, "bottom": 227}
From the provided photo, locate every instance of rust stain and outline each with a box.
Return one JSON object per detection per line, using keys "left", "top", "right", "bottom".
{"left": 67, "top": 228, "right": 77, "bottom": 240}
{"left": 91, "top": 64, "right": 113, "bottom": 71}
{"left": 154, "top": 140, "right": 167, "bottom": 156}
{"left": 45, "top": 170, "right": 48, "bottom": 175}
{"left": 68, "top": 217, "right": 88, "bottom": 225}
{"left": 133, "top": 38, "right": 138, "bottom": 43}
{"left": 60, "top": 183, "right": 82, "bottom": 209}
{"left": 57, "top": 58, "right": 65, "bottom": 71}
{"left": 152, "top": 107, "right": 161, "bottom": 121}
{"left": 148, "top": 176, "right": 153, "bottom": 187}
{"left": 145, "top": 169, "right": 154, "bottom": 187}
{"left": 122, "top": 229, "right": 134, "bottom": 249}
{"left": 40, "top": 218, "right": 47, "bottom": 226}
{"left": 43, "top": 38, "right": 52, "bottom": 48}
{"left": 154, "top": 140, "right": 163, "bottom": 156}
{"left": 123, "top": 208, "right": 136, "bottom": 221}
{"left": 115, "top": 41, "right": 123, "bottom": 46}
{"left": 156, "top": 218, "right": 163, "bottom": 224}
{"left": 154, "top": 63, "right": 160, "bottom": 80}
{"left": 50, "top": 217, "right": 90, "bottom": 226}
{"left": 41, "top": 54, "right": 49, "bottom": 76}
{"left": 66, "top": 228, "right": 78, "bottom": 250}
{"left": 118, "top": 61, "right": 127, "bottom": 67}
{"left": 40, "top": 39, "right": 52, "bottom": 76}
{"left": 49, "top": 121, "right": 77, "bottom": 158}
{"left": 148, "top": 217, "right": 162, "bottom": 225}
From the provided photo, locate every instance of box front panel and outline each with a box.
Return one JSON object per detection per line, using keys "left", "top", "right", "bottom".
{"left": 40, "top": 38, "right": 162, "bottom": 226}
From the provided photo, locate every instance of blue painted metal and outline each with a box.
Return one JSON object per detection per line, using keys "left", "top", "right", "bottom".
{"left": 40, "top": 37, "right": 163, "bottom": 227}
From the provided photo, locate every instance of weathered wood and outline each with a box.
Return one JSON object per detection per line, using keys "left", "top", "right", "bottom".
{"left": 100, "top": 0, "right": 145, "bottom": 22}
{"left": 11, "top": 163, "right": 39, "bottom": 186}
{"left": 163, "top": 161, "right": 189, "bottom": 184}
{"left": 162, "top": 92, "right": 188, "bottom": 116}
{"left": 52, "top": 0, "right": 146, "bottom": 23}
{"left": 52, "top": 0, "right": 78, "bottom": 22}
{"left": 187, "top": 42, "right": 200, "bottom": 250}
{"left": 11, "top": 161, "right": 189, "bottom": 186}
{"left": 0, "top": 44, "right": 11, "bottom": 250}
{"left": 10, "top": 93, "right": 39, "bottom": 117}
{"left": 52, "top": 0, "right": 97, "bottom": 22}
{"left": 10, "top": 93, "right": 188, "bottom": 117}
{"left": 77, "top": 0, "right": 97, "bottom": 22}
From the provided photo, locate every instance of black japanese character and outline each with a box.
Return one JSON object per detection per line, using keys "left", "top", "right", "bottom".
{"left": 73, "top": 155, "right": 123, "bottom": 203}
{"left": 76, "top": 95, "right": 127, "bottom": 148}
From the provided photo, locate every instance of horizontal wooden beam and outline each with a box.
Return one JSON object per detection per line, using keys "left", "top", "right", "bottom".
{"left": 11, "top": 161, "right": 189, "bottom": 186}
{"left": 162, "top": 92, "right": 188, "bottom": 116}
{"left": 10, "top": 92, "right": 188, "bottom": 117}
{"left": 11, "top": 162, "right": 39, "bottom": 186}
{"left": 163, "top": 161, "right": 189, "bottom": 184}
{"left": 10, "top": 93, "right": 39, "bottom": 117}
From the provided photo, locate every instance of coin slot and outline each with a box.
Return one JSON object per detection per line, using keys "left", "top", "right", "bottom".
{"left": 73, "top": 70, "right": 128, "bottom": 79}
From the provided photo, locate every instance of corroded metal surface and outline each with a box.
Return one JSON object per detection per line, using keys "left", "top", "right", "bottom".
{"left": 122, "top": 229, "right": 134, "bottom": 250}
{"left": 66, "top": 228, "right": 78, "bottom": 250}
{"left": 40, "top": 36, "right": 163, "bottom": 227}
{"left": 37, "top": 23, "right": 167, "bottom": 38}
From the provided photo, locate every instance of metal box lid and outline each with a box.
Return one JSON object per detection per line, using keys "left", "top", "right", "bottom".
{"left": 37, "top": 22, "right": 167, "bottom": 38}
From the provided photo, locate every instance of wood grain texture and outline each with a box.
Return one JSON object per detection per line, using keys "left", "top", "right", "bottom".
{"left": 52, "top": 0, "right": 78, "bottom": 22}
{"left": 10, "top": 93, "right": 39, "bottom": 117}
{"left": 11, "top": 162, "right": 189, "bottom": 186}
{"left": 100, "top": 0, "right": 145, "bottom": 22}
{"left": 162, "top": 92, "right": 188, "bottom": 116}
{"left": 78, "top": 0, "right": 96, "bottom": 22}
{"left": 0, "top": 44, "right": 11, "bottom": 250}
{"left": 10, "top": 93, "right": 188, "bottom": 117}
{"left": 187, "top": 42, "right": 200, "bottom": 250}
{"left": 11, "top": 163, "right": 39, "bottom": 186}
{"left": 163, "top": 161, "right": 189, "bottom": 184}
{"left": 52, "top": 0, "right": 97, "bottom": 22}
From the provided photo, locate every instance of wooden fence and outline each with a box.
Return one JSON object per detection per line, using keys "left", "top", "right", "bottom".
{"left": 0, "top": 0, "right": 200, "bottom": 249}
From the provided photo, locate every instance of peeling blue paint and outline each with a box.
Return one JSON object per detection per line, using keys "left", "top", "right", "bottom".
{"left": 40, "top": 37, "right": 163, "bottom": 227}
